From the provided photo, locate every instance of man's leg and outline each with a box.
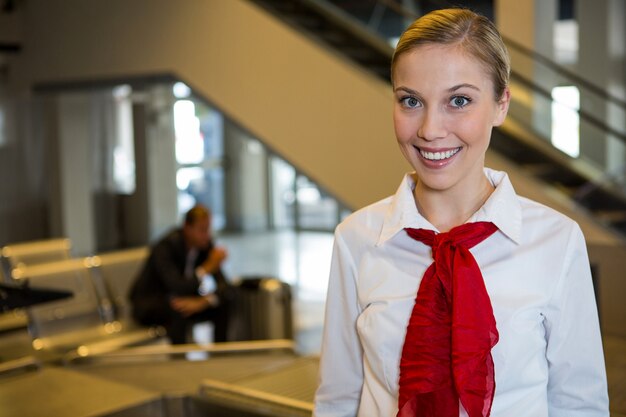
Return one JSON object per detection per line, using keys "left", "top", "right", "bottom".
{"left": 132, "top": 295, "right": 192, "bottom": 344}
{"left": 189, "top": 303, "right": 229, "bottom": 343}
{"left": 166, "top": 313, "right": 191, "bottom": 345}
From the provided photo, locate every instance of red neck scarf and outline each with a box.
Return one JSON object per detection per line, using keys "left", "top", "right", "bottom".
{"left": 397, "top": 222, "right": 499, "bottom": 417}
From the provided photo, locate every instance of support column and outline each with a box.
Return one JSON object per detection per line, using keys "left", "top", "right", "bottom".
{"left": 577, "top": 0, "right": 610, "bottom": 169}
{"left": 605, "top": 0, "right": 626, "bottom": 179}
{"left": 119, "top": 85, "right": 179, "bottom": 246}
{"left": 144, "top": 84, "right": 179, "bottom": 241}
{"left": 495, "top": 0, "right": 558, "bottom": 139}
{"left": 119, "top": 98, "right": 150, "bottom": 247}
{"left": 223, "top": 119, "right": 268, "bottom": 232}
{"left": 54, "top": 92, "right": 95, "bottom": 256}
{"left": 577, "top": 0, "right": 626, "bottom": 179}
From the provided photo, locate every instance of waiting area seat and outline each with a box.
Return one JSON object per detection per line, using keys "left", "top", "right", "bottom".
{"left": 0, "top": 238, "right": 74, "bottom": 363}
{"left": 84, "top": 247, "right": 164, "bottom": 358}
{"left": 1, "top": 238, "right": 72, "bottom": 282}
{"left": 0, "top": 308, "right": 28, "bottom": 334}
{"left": 0, "top": 238, "right": 74, "bottom": 362}
{"left": 88, "top": 246, "right": 149, "bottom": 326}
{"left": 12, "top": 258, "right": 118, "bottom": 356}
{"left": 10, "top": 251, "right": 163, "bottom": 362}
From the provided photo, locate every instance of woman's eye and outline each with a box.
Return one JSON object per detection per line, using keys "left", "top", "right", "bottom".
{"left": 450, "top": 96, "right": 471, "bottom": 108}
{"left": 401, "top": 97, "right": 420, "bottom": 108}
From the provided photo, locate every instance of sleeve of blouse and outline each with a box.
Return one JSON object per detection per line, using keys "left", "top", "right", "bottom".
{"left": 313, "top": 229, "right": 364, "bottom": 417}
{"left": 544, "top": 223, "right": 609, "bottom": 416}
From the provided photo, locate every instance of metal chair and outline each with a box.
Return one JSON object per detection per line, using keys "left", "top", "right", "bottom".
{"left": 0, "top": 238, "right": 72, "bottom": 350}
{"left": 87, "top": 247, "right": 163, "bottom": 347}
{"left": 1, "top": 238, "right": 72, "bottom": 283}
{"left": 11, "top": 258, "right": 105, "bottom": 353}
{"left": 11, "top": 256, "right": 160, "bottom": 361}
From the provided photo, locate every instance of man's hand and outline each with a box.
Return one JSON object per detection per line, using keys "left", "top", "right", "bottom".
{"left": 200, "top": 246, "right": 228, "bottom": 274}
{"left": 170, "top": 295, "right": 217, "bottom": 317}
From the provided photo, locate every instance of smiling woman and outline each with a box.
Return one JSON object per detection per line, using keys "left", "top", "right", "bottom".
{"left": 392, "top": 45, "right": 509, "bottom": 230}
{"left": 314, "top": 8, "right": 609, "bottom": 417}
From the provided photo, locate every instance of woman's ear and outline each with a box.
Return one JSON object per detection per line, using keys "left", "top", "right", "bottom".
{"left": 493, "top": 87, "right": 511, "bottom": 127}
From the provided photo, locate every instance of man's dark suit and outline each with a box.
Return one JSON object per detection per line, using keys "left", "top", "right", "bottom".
{"left": 129, "top": 228, "right": 231, "bottom": 344}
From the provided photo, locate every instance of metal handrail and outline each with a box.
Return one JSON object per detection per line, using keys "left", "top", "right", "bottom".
{"left": 503, "top": 36, "right": 626, "bottom": 110}
{"left": 372, "top": 0, "right": 626, "bottom": 110}
{"left": 65, "top": 339, "right": 296, "bottom": 364}
{"left": 510, "top": 71, "right": 626, "bottom": 144}
{"left": 200, "top": 379, "right": 314, "bottom": 413}
{"left": 0, "top": 356, "right": 40, "bottom": 376}
{"left": 301, "top": 0, "right": 393, "bottom": 56}
{"left": 319, "top": 0, "right": 626, "bottom": 144}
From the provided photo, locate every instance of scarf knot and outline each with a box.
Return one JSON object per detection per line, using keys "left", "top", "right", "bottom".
{"left": 432, "top": 232, "right": 452, "bottom": 258}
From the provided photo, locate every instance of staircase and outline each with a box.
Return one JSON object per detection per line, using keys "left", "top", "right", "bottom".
{"left": 251, "top": 0, "right": 392, "bottom": 81}
{"left": 248, "top": 0, "right": 626, "bottom": 239}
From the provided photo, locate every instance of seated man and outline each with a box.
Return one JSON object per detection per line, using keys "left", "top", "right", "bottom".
{"left": 129, "top": 205, "right": 231, "bottom": 344}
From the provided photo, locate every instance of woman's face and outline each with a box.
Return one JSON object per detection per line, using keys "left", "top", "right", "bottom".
{"left": 392, "top": 44, "right": 509, "bottom": 195}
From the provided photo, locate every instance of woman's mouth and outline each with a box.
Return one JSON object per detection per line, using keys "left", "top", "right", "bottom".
{"left": 418, "top": 147, "right": 462, "bottom": 161}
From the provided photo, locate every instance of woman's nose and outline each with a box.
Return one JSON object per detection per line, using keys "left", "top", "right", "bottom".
{"left": 417, "top": 108, "right": 447, "bottom": 141}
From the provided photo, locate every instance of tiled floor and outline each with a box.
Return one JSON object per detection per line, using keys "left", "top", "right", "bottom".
{"left": 219, "top": 230, "right": 626, "bottom": 416}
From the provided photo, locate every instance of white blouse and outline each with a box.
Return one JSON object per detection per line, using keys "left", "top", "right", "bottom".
{"left": 314, "top": 168, "right": 609, "bottom": 417}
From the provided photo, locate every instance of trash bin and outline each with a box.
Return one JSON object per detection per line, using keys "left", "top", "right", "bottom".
{"left": 229, "top": 277, "right": 294, "bottom": 341}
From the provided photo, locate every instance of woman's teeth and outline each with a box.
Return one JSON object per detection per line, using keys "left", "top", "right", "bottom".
{"left": 419, "top": 147, "right": 461, "bottom": 161}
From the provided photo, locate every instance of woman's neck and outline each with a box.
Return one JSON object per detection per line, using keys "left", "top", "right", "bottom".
{"left": 414, "top": 173, "right": 495, "bottom": 232}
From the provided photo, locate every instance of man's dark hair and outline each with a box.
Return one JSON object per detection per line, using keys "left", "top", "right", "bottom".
{"left": 184, "top": 205, "right": 210, "bottom": 226}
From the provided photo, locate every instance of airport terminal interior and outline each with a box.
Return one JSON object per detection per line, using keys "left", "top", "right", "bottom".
{"left": 1, "top": 0, "right": 626, "bottom": 415}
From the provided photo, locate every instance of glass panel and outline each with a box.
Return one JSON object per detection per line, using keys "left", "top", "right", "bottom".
{"left": 111, "top": 84, "right": 136, "bottom": 194}
{"left": 174, "top": 99, "right": 203, "bottom": 165}
{"left": 197, "top": 105, "right": 226, "bottom": 231}
{"left": 168, "top": 82, "right": 347, "bottom": 233}
{"left": 551, "top": 86, "right": 580, "bottom": 157}
{"left": 177, "top": 166, "right": 205, "bottom": 214}
{"left": 173, "top": 81, "right": 192, "bottom": 99}
{"left": 296, "top": 175, "right": 339, "bottom": 231}
{"left": 270, "top": 156, "right": 296, "bottom": 229}
{"left": 174, "top": 97, "right": 227, "bottom": 231}
{"left": 199, "top": 108, "right": 224, "bottom": 160}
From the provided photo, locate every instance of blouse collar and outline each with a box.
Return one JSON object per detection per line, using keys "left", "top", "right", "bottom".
{"left": 376, "top": 168, "right": 522, "bottom": 246}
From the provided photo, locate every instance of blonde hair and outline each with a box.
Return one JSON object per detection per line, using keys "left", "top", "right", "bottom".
{"left": 391, "top": 8, "right": 510, "bottom": 100}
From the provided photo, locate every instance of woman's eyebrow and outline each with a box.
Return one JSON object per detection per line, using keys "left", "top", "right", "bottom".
{"left": 393, "top": 86, "right": 418, "bottom": 95}
{"left": 448, "top": 83, "right": 481, "bottom": 92}
{"left": 394, "top": 84, "right": 480, "bottom": 95}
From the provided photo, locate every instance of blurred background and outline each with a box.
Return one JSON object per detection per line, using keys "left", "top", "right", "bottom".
{"left": 0, "top": 1, "right": 625, "bottom": 416}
